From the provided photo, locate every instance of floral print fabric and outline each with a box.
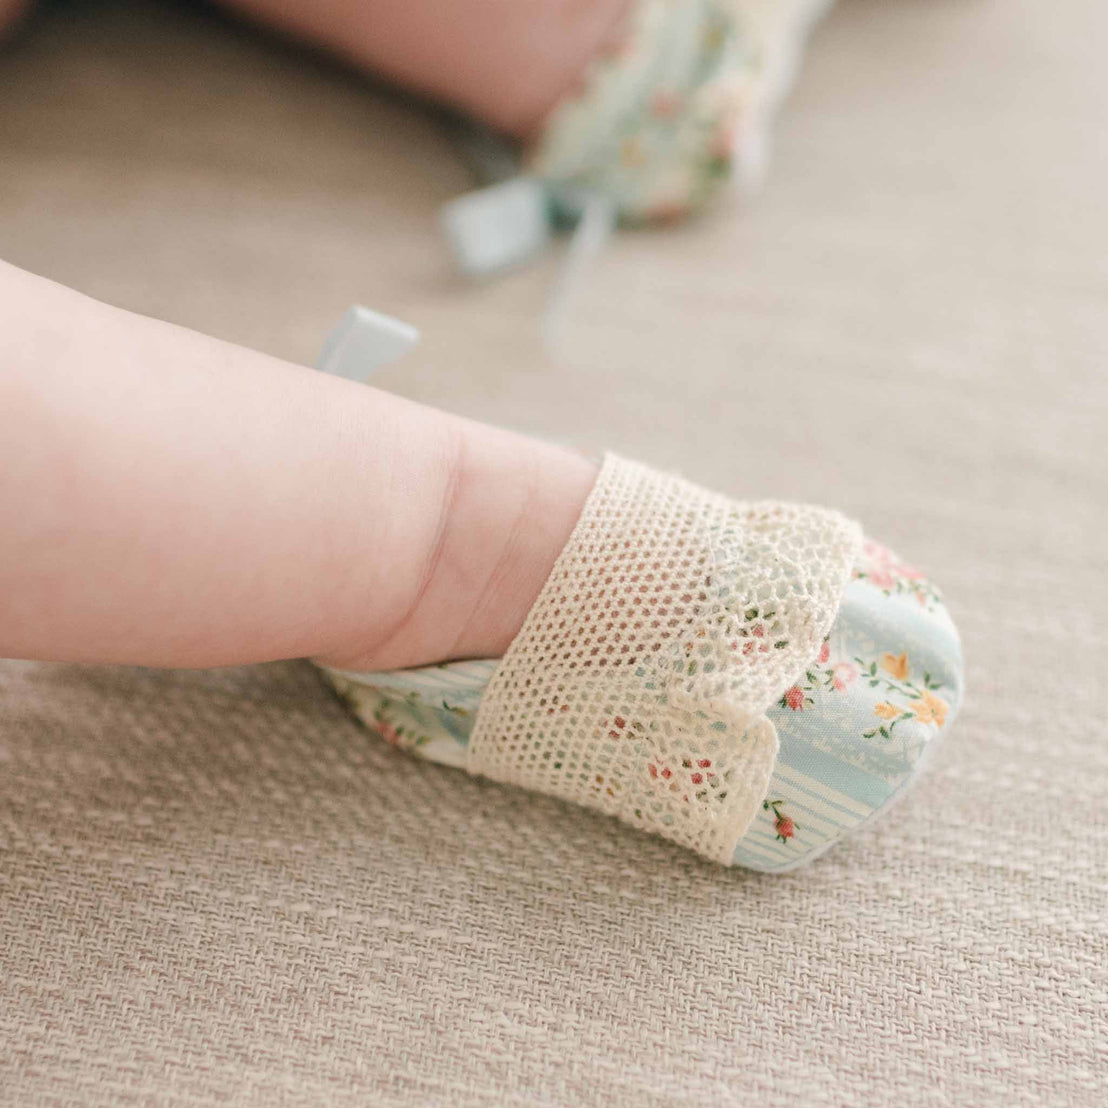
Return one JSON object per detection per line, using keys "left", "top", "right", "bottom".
{"left": 441, "top": 1, "right": 833, "bottom": 273}
{"left": 529, "top": 0, "right": 832, "bottom": 224}
{"left": 530, "top": 0, "right": 751, "bottom": 224}
{"left": 325, "top": 537, "right": 963, "bottom": 872}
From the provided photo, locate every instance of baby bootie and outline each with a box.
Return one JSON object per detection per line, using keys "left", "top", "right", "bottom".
{"left": 443, "top": 0, "right": 836, "bottom": 275}
{"left": 315, "top": 308, "right": 964, "bottom": 870}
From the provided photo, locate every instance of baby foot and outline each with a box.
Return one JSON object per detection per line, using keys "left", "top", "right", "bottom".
{"left": 318, "top": 308, "right": 964, "bottom": 871}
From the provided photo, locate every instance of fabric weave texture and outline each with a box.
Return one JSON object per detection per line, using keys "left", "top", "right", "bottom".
{"left": 1, "top": 1, "right": 1105, "bottom": 1104}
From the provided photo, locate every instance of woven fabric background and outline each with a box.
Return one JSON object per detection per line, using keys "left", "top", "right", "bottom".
{"left": 1, "top": 1, "right": 1105, "bottom": 1104}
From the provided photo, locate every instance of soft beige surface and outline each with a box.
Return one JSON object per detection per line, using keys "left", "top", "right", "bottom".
{"left": 1, "top": 1, "right": 1105, "bottom": 1104}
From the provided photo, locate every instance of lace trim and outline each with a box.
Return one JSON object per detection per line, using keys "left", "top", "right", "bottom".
{"left": 468, "top": 454, "right": 862, "bottom": 863}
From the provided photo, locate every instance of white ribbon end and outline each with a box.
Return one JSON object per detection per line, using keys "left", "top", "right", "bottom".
{"left": 317, "top": 305, "right": 420, "bottom": 383}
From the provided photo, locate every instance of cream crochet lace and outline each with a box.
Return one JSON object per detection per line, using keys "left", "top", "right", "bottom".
{"left": 468, "top": 454, "right": 862, "bottom": 863}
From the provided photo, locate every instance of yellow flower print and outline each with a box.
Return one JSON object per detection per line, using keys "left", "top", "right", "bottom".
{"left": 909, "top": 690, "right": 949, "bottom": 728}
{"left": 873, "top": 702, "right": 901, "bottom": 721}
{"left": 881, "top": 652, "right": 909, "bottom": 681}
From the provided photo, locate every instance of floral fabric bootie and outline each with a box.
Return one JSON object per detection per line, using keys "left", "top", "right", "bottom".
{"left": 443, "top": 0, "right": 837, "bottom": 274}
{"left": 315, "top": 307, "right": 964, "bottom": 871}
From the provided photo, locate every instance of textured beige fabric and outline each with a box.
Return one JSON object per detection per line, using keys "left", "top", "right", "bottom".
{"left": 469, "top": 453, "right": 860, "bottom": 862}
{"left": 1, "top": 1, "right": 1106, "bottom": 1105}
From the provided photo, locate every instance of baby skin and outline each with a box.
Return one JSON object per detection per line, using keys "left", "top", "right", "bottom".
{"left": 0, "top": 2, "right": 622, "bottom": 670}
{"left": 0, "top": 260, "right": 598, "bottom": 671}
{"left": 0, "top": 0, "right": 629, "bottom": 137}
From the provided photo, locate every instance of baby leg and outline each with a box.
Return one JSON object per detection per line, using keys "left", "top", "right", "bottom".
{"left": 0, "top": 260, "right": 597, "bottom": 670}
{"left": 217, "top": 0, "right": 630, "bottom": 136}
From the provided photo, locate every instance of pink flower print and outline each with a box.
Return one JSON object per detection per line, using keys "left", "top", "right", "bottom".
{"left": 866, "top": 566, "right": 896, "bottom": 589}
{"left": 650, "top": 757, "right": 717, "bottom": 803}
{"left": 856, "top": 538, "right": 942, "bottom": 610}
{"left": 691, "top": 758, "right": 716, "bottom": 788}
{"left": 861, "top": 540, "right": 921, "bottom": 585}
{"left": 818, "top": 639, "right": 831, "bottom": 664}
{"left": 764, "top": 799, "right": 798, "bottom": 845}
{"left": 688, "top": 758, "right": 715, "bottom": 787}
{"left": 784, "top": 685, "right": 805, "bottom": 711}
{"left": 831, "top": 662, "right": 858, "bottom": 692}
{"left": 374, "top": 718, "right": 405, "bottom": 749}
{"left": 650, "top": 89, "right": 682, "bottom": 118}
